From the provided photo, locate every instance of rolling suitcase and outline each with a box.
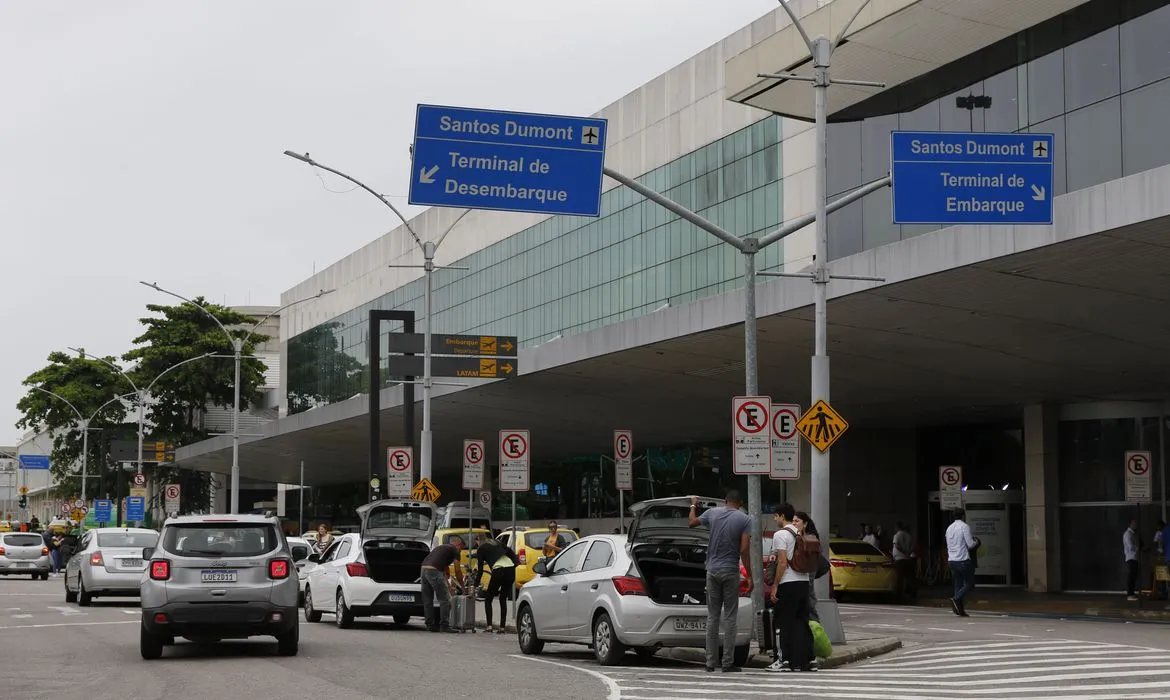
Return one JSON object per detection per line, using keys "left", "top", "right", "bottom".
{"left": 449, "top": 594, "right": 476, "bottom": 632}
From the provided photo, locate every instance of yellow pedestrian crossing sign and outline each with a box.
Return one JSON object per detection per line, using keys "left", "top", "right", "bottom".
{"left": 796, "top": 400, "right": 849, "bottom": 453}
{"left": 411, "top": 478, "right": 441, "bottom": 503}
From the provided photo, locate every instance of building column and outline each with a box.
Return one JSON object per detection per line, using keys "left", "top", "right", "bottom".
{"left": 1024, "top": 403, "right": 1061, "bottom": 592}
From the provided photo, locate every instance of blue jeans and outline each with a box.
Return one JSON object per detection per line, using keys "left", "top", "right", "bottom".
{"left": 50, "top": 549, "right": 60, "bottom": 573}
{"left": 705, "top": 569, "right": 740, "bottom": 669}
{"left": 950, "top": 559, "right": 975, "bottom": 601}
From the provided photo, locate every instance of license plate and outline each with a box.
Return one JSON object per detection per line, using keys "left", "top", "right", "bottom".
{"left": 200, "top": 570, "right": 237, "bottom": 583}
{"left": 17, "top": 562, "right": 32, "bottom": 568}
{"left": 386, "top": 593, "right": 414, "bottom": 603}
{"left": 673, "top": 617, "right": 706, "bottom": 632}
{"left": 121, "top": 558, "right": 143, "bottom": 568}
{"left": 860, "top": 564, "right": 877, "bottom": 573}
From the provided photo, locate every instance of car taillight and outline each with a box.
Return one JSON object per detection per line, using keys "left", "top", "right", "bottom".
{"left": 829, "top": 559, "right": 855, "bottom": 568}
{"left": 149, "top": 560, "right": 170, "bottom": 580}
{"left": 611, "top": 576, "right": 647, "bottom": 596}
{"left": 41, "top": 546, "right": 49, "bottom": 556}
{"left": 269, "top": 559, "right": 290, "bottom": 579}
{"left": 518, "top": 550, "right": 527, "bottom": 564}
{"left": 0, "top": 547, "right": 5, "bottom": 555}
{"left": 345, "top": 562, "right": 369, "bottom": 578}
{"left": 90, "top": 552, "right": 104, "bottom": 566}
{"left": 738, "top": 576, "right": 751, "bottom": 597}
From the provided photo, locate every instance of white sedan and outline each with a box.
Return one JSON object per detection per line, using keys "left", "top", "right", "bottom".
{"left": 516, "top": 496, "right": 752, "bottom": 666}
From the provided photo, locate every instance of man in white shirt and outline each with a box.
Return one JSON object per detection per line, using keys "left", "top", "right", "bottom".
{"left": 945, "top": 509, "right": 978, "bottom": 617}
{"left": 1124, "top": 519, "right": 1140, "bottom": 601}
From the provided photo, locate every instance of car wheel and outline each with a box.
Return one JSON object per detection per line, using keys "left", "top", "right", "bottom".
{"left": 303, "top": 587, "right": 322, "bottom": 623}
{"left": 634, "top": 647, "right": 657, "bottom": 662}
{"left": 517, "top": 604, "right": 544, "bottom": 655}
{"left": 30, "top": 573, "right": 38, "bottom": 581}
{"left": 78, "top": 580, "right": 92, "bottom": 607}
{"left": 335, "top": 589, "right": 354, "bottom": 629}
{"left": 276, "top": 622, "right": 299, "bottom": 657}
{"left": 592, "top": 611, "right": 625, "bottom": 666}
{"left": 140, "top": 624, "right": 164, "bottom": 660}
{"left": 733, "top": 643, "right": 751, "bottom": 668}
{"left": 393, "top": 613, "right": 410, "bottom": 626}
{"left": 40, "top": 573, "right": 49, "bottom": 581}
{"left": 64, "top": 578, "right": 77, "bottom": 604}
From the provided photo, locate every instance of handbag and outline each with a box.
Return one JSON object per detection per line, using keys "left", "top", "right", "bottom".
{"left": 815, "top": 554, "right": 830, "bottom": 579}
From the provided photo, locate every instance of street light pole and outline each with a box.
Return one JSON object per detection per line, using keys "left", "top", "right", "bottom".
{"left": 138, "top": 283, "right": 334, "bottom": 513}
{"left": 282, "top": 150, "right": 471, "bottom": 484}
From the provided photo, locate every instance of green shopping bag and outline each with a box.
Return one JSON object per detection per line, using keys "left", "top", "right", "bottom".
{"left": 809, "top": 620, "right": 833, "bottom": 659}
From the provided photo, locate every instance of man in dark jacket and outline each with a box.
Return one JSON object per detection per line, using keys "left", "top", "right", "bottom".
{"left": 475, "top": 538, "right": 520, "bottom": 632}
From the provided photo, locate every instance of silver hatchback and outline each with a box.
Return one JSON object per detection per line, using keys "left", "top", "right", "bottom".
{"left": 139, "top": 514, "right": 299, "bottom": 659}
{"left": 0, "top": 532, "right": 50, "bottom": 579}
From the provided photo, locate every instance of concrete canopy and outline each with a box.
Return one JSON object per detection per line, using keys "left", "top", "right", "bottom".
{"left": 725, "top": 0, "right": 1091, "bottom": 121}
{"left": 174, "top": 164, "right": 1170, "bottom": 486}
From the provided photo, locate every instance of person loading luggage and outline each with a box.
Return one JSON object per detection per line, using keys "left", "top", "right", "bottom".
{"left": 420, "top": 535, "right": 466, "bottom": 633}
{"left": 474, "top": 537, "right": 519, "bottom": 633}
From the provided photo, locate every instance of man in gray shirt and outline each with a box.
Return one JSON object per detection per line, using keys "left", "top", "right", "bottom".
{"left": 689, "top": 491, "right": 753, "bottom": 672}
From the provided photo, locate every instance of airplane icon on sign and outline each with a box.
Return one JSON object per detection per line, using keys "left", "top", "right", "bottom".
{"left": 581, "top": 126, "right": 600, "bottom": 145}
{"left": 1033, "top": 140, "right": 1048, "bottom": 158}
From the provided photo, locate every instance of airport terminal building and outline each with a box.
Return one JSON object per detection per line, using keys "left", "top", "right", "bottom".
{"left": 178, "top": 0, "right": 1170, "bottom": 593}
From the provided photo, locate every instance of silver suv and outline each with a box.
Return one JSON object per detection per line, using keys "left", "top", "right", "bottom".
{"left": 139, "top": 514, "right": 299, "bottom": 659}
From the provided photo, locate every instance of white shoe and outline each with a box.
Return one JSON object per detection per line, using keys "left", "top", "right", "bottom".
{"left": 765, "top": 659, "right": 788, "bottom": 673}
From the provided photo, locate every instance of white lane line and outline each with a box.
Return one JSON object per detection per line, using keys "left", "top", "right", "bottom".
{"left": 47, "top": 606, "right": 86, "bottom": 616}
{"left": 0, "top": 593, "right": 58, "bottom": 597}
{"left": 621, "top": 677, "right": 1170, "bottom": 695}
{"left": 869, "top": 649, "right": 1144, "bottom": 668}
{"left": 800, "top": 661, "right": 1170, "bottom": 679}
{"left": 0, "top": 620, "right": 136, "bottom": 631}
{"left": 12, "top": 614, "right": 32, "bottom": 619}
{"left": 641, "top": 668, "right": 1170, "bottom": 688}
{"left": 510, "top": 655, "right": 620, "bottom": 700}
{"left": 926, "top": 627, "right": 963, "bottom": 632}
{"left": 623, "top": 695, "right": 947, "bottom": 700}
{"left": 837, "top": 655, "right": 1169, "bottom": 674}
{"left": 993, "top": 633, "right": 1031, "bottom": 638}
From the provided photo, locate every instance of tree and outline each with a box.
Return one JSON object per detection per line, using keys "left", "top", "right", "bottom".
{"left": 286, "top": 321, "right": 363, "bottom": 414}
{"left": 15, "top": 350, "right": 136, "bottom": 498}
{"left": 123, "top": 298, "right": 270, "bottom": 513}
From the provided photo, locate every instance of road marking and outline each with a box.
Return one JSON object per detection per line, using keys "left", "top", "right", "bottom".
{"left": 0, "top": 620, "right": 136, "bottom": 631}
{"left": 927, "top": 627, "right": 963, "bottom": 632}
{"left": 12, "top": 614, "right": 32, "bottom": 619}
{"left": 994, "top": 633, "right": 1031, "bottom": 638}
{"left": 47, "top": 606, "right": 85, "bottom": 616}
{"left": 511, "top": 654, "right": 620, "bottom": 700}
{"left": 0, "top": 593, "right": 58, "bottom": 597}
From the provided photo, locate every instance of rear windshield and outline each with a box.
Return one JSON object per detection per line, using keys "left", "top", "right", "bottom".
{"left": 162, "top": 523, "right": 280, "bottom": 558}
{"left": 524, "top": 530, "right": 578, "bottom": 549}
{"left": 3, "top": 534, "right": 44, "bottom": 547}
{"left": 366, "top": 506, "right": 433, "bottom": 531}
{"left": 98, "top": 532, "right": 158, "bottom": 548}
{"left": 830, "top": 542, "right": 884, "bottom": 556}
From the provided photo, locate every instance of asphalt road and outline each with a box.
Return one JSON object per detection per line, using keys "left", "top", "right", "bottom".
{"left": 5, "top": 576, "right": 1170, "bottom": 700}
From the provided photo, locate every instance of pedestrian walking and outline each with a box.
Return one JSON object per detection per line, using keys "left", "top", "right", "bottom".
{"left": 794, "top": 511, "right": 822, "bottom": 623}
{"left": 892, "top": 521, "right": 916, "bottom": 599}
{"left": 474, "top": 537, "right": 518, "bottom": 633}
{"left": 687, "top": 492, "right": 752, "bottom": 673}
{"left": 1124, "top": 518, "right": 1140, "bottom": 601}
{"left": 766, "top": 503, "right": 816, "bottom": 673}
{"left": 420, "top": 535, "right": 465, "bottom": 633}
{"left": 946, "top": 509, "right": 977, "bottom": 616}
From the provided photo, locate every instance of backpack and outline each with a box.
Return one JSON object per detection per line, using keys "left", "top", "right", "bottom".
{"left": 786, "top": 525, "right": 821, "bottom": 574}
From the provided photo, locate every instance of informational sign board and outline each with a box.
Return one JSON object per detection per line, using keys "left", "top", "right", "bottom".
{"left": 385, "top": 333, "right": 518, "bottom": 357}
{"left": 386, "top": 446, "right": 414, "bottom": 499}
{"left": 387, "top": 355, "right": 518, "bottom": 379}
{"left": 939, "top": 465, "right": 964, "bottom": 511}
{"left": 614, "top": 430, "right": 633, "bottom": 491}
{"left": 732, "top": 396, "right": 771, "bottom": 475}
{"left": 498, "top": 430, "right": 531, "bottom": 492}
{"left": 410, "top": 104, "right": 608, "bottom": 217}
{"left": 1125, "top": 450, "right": 1153, "bottom": 503}
{"left": 132, "top": 473, "right": 147, "bottom": 488}
{"left": 462, "top": 439, "right": 486, "bottom": 491}
{"left": 93, "top": 499, "right": 113, "bottom": 523}
{"left": 412, "top": 478, "right": 441, "bottom": 503}
{"left": 126, "top": 496, "right": 146, "bottom": 522}
{"left": 18, "top": 454, "right": 50, "bottom": 470}
{"left": 891, "top": 131, "right": 1055, "bottom": 225}
{"left": 164, "top": 484, "right": 181, "bottom": 514}
{"left": 796, "top": 400, "right": 849, "bottom": 453}
{"left": 769, "top": 403, "right": 801, "bottom": 480}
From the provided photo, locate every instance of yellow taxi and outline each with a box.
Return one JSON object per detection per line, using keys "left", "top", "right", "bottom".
{"left": 433, "top": 527, "right": 493, "bottom": 586}
{"left": 828, "top": 538, "right": 898, "bottom": 600}
{"left": 0, "top": 521, "right": 12, "bottom": 533}
{"left": 498, "top": 526, "right": 579, "bottom": 587}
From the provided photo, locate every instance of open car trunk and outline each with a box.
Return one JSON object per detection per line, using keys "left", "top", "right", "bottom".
{"left": 627, "top": 496, "right": 724, "bottom": 606}
{"left": 357, "top": 499, "right": 438, "bottom": 584}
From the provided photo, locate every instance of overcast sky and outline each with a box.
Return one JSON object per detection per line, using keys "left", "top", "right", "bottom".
{"left": 0, "top": 0, "right": 777, "bottom": 445}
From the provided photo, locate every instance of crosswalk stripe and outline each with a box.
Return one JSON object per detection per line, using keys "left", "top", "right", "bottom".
{"left": 831, "top": 656, "right": 1169, "bottom": 675}
{"left": 862, "top": 649, "right": 1145, "bottom": 668}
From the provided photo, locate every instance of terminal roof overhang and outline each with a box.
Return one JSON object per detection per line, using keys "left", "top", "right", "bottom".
{"left": 175, "top": 164, "right": 1170, "bottom": 485}
{"left": 725, "top": 0, "right": 1091, "bottom": 121}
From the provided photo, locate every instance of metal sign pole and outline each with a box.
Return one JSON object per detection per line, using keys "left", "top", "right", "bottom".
{"left": 510, "top": 491, "right": 517, "bottom": 622}
{"left": 299, "top": 460, "right": 305, "bottom": 534}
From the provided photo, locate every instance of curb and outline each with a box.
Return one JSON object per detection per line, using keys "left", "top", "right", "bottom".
{"left": 661, "top": 636, "right": 901, "bottom": 669}
{"left": 914, "top": 597, "right": 1170, "bottom": 624}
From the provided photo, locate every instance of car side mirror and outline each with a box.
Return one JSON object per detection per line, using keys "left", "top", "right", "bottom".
{"left": 291, "top": 548, "right": 307, "bottom": 562}
{"left": 142, "top": 547, "right": 155, "bottom": 560}
{"left": 532, "top": 560, "right": 548, "bottom": 576}
{"left": 307, "top": 553, "right": 320, "bottom": 563}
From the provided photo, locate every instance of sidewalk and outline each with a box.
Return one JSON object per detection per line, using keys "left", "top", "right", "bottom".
{"left": 914, "top": 586, "right": 1170, "bottom": 623}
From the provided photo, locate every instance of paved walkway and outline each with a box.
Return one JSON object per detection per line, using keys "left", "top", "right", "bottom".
{"left": 914, "top": 586, "right": 1170, "bottom": 622}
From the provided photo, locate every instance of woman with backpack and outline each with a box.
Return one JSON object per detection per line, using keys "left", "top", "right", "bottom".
{"left": 766, "top": 503, "right": 817, "bottom": 673}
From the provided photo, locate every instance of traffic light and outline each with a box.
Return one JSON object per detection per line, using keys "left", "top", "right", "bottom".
{"left": 17, "top": 495, "right": 27, "bottom": 509}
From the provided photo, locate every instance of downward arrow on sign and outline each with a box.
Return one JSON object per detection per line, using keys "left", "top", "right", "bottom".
{"left": 1031, "top": 184, "right": 1046, "bottom": 201}
{"left": 419, "top": 165, "right": 439, "bottom": 184}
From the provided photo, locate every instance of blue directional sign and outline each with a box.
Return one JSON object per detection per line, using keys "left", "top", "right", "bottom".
{"left": 18, "top": 454, "right": 50, "bottom": 470}
{"left": 891, "top": 131, "right": 1055, "bottom": 225}
{"left": 409, "top": 104, "right": 608, "bottom": 217}
{"left": 126, "top": 496, "right": 145, "bottom": 522}
{"left": 93, "top": 499, "right": 113, "bottom": 523}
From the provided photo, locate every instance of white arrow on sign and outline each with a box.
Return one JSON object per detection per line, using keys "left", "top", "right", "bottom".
{"left": 419, "top": 165, "right": 439, "bottom": 184}
{"left": 1031, "top": 184, "right": 1046, "bottom": 201}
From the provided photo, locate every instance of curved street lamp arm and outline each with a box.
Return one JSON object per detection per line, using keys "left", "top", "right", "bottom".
{"left": 87, "top": 392, "right": 139, "bottom": 423}
{"left": 834, "top": 0, "right": 873, "bottom": 49}
{"left": 776, "top": 0, "right": 815, "bottom": 54}
{"left": 31, "top": 387, "right": 84, "bottom": 423}
{"left": 283, "top": 151, "right": 425, "bottom": 250}
{"left": 240, "top": 288, "right": 336, "bottom": 348}
{"left": 137, "top": 282, "right": 234, "bottom": 346}
{"left": 66, "top": 347, "right": 140, "bottom": 395}
{"left": 143, "top": 352, "right": 217, "bottom": 395}
{"left": 433, "top": 209, "right": 473, "bottom": 253}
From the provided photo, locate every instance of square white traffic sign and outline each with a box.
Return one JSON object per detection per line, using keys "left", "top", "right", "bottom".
{"left": 614, "top": 430, "right": 633, "bottom": 491}
{"left": 386, "top": 446, "right": 414, "bottom": 498}
{"left": 732, "top": 396, "right": 771, "bottom": 475}
{"left": 462, "top": 439, "right": 486, "bottom": 491}
{"left": 499, "top": 430, "right": 530, "bottom": 492}
{"left": 769, "top": 403, "right": 800, "bottom": 480}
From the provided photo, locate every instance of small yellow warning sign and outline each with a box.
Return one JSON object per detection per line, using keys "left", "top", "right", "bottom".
{"left": 411, "top": 478, "right": 441, "bottom": 503}
{"left": 796, "top": 399, "right": 849, "bottom": 453}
